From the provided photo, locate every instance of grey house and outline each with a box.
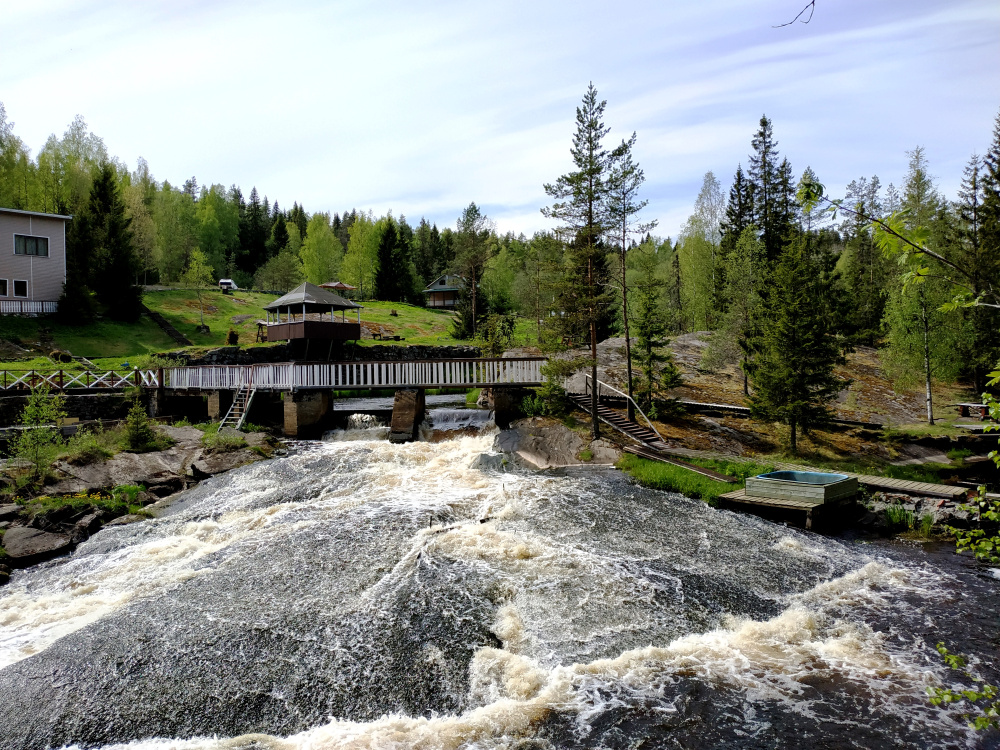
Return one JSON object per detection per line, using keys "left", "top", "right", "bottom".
{"left": 0, "top": 207, "right": 71, "bottom": 314}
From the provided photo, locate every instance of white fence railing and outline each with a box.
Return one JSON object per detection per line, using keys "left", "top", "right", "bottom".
{"left": 165, "top": 358, "right": 545, "bottom": 391}
{"left": 0, "top": 369, "right": 160, "bottom": 391}
{"left": 0, "top": 300, "right": 58, "bottom": 315}
{"left": 0, "top": 358, "right": 545, "bottom": 392}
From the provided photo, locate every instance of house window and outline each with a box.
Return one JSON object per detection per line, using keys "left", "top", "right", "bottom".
{"left": 0, "top": 280, "right": 7, "bottom": 297}
{"left": 14, "top": 235, "right": 49, "bottom": 257}
{"left": 13, "top": 280, "right": 27, "bottom": 298}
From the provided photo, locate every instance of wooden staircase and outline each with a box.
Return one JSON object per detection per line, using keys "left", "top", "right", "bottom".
{"left": 220, "top": 384, "right": 256, "bottom": 431}
{"left": 568, "top": 391, "right": 671, "bottom": 453}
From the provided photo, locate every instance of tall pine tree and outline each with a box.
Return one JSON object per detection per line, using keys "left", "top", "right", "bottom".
{"left": 749, "top": 238, "right": 845, "bottom": 452}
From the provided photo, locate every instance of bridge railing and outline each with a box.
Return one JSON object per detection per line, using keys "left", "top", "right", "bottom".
{"left": 0, "top": 358, "right": 545, "bottom": 393}
{"left": 164, "top": 358, "right": 545, "bottom": 390}
{"left": 0, "top": 369, "right": 160, "bottom": 391}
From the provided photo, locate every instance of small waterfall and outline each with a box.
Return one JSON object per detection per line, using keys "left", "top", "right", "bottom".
{"left": 323, "top": 413, "right": 390, "bottom": 441}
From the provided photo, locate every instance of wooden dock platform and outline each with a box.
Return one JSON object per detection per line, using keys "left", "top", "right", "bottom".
{"left": 718, "top": 488, "right": 825, "bottom": 529}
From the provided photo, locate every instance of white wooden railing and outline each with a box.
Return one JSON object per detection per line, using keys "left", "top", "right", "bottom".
{"left": 0, "top": 300, "right": 58, "bottom": 315}
{"left": 0, "top": 358, "right": 545, "bottom": 392}
{"left": 0, "top": 369, "right": 160, "bottom": 391}
{"left": 165, "top": 358, "right": 545, "bottom": 391}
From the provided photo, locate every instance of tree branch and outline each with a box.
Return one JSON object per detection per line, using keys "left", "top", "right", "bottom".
{"left": 774, "top": 1, "right": 816, "bottom": 27}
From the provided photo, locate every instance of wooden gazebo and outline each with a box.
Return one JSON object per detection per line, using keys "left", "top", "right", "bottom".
{"left": 263, "top": 282, "right": 362, "bottom": 342}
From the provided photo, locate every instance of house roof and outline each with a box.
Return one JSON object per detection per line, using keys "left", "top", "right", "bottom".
{"left": 422, "top": 274, "right": 464, "bottom": 293}
{"left": 264, "top": 282, "right": 363, "bottom": 311}
{"left": 0, "top": 207, "right": 73, "bottom": 220}
{"left": 319, "top": 280, "right": 357, "bottom": 291}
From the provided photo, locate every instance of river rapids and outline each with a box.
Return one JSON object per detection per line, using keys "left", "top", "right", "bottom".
{"left": 0, "top": 419, "right": 997, "bottom": 749}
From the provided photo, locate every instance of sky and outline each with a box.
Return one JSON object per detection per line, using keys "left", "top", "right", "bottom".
{"left": 1, "top": 0, "right": 998, "bottom": 239}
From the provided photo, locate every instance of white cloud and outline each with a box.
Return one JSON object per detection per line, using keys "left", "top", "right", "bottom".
{"left": 1, "top": 0, "right": 997, "bottom": 237}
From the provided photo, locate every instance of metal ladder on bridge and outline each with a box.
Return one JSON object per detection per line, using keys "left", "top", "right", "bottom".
{"left": 570, "top": 375, "right": 671, "bottom": 453}
{"left": 219, "top": 383, "right": 256, "bottom": 431}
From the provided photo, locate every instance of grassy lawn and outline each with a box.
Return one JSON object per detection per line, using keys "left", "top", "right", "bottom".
{"left": 143, "top": 289, "right": 280, "bottom": 348}
{"left": 617, "top": 453, "right": 747, "bottom": 504}
{"left": 0, "top": 290, "right": 485, "bottom": 367}
{"left": 0, "top": 315, "right": 176, "bottom": 362}
{"left": 351, "top": 300, "right": 459, "bottom": 346}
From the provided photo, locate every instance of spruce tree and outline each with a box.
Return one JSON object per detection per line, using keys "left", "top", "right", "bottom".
{"left": 630, "top": 246, "right": 682, "bottom": 416}
{"left": 607, "top": 131, "right": 656, "bottom": 420}
{"left": 841, "top": 175, "right": 890, "bottom": 344}
{"left": 73, "top": 163, "right": 143, "bottom": 321}
{"left": 717, "top": 164, "right": 754, "bottom": 314}
{"left": 748, "top": 238, "right": 845, "bottom": 452}
{"left": 541, "top": 83, "right": 615, "bottom": 438}
{"left": 748, "top": 115, "right": 790, "bottom": 263}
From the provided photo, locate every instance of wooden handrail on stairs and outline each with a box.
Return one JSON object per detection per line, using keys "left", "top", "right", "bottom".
{"left": 584, "top": 375, "right": 664, "bottom": 444}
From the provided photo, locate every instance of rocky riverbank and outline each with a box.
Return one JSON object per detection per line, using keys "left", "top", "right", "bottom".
{"left": 0, "top": 425, "right": 282, "bottom": 582}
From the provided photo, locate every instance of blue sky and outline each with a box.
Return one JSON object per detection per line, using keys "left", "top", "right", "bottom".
{"left": 1, "top": 0, "right": 998, "bottom": 239}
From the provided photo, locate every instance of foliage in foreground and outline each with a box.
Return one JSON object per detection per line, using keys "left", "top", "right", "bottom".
{"left": 927, "top": 643, "right": 999, "bottom": 731}
{"left": 21, "top": 485, "right": 149, "bottom": 519}
{"left": 8, "top": 385, "right": 67, "bottom": 489}
{"left": 522, "top": 358, "right": 583, "bottom": 418}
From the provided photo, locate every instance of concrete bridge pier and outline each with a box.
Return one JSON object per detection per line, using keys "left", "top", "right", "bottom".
{"left": 207, "top": 390, "right": 234, "bottom": 421}
{"left": 481, "top": 386, "right": 532, "bottom": 429}
{"left": 389, "top": 388, "right": 425, "bottom": 443}
{"left": 283, "top": 390, "right": 333, "bottom": 437}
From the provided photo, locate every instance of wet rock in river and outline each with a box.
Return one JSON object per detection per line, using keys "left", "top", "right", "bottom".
{"left": 2, "top": 526, "right": 73, "bottom": 567}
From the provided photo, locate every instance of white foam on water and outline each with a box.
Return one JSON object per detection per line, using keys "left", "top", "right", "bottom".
{"left": 66, "top": 560, "right": 971, "bottom": 750}
{"left": 3, "top": 433, "right": 974, "bottom": 750}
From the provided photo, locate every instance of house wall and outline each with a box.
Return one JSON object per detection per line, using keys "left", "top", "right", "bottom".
{"left": 0, "top": 211, "right": 68, "bottom": 303}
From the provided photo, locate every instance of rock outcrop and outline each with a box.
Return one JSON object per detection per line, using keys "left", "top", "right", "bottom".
{"left": 494, "top": 417, "right": 621, "bottom": 469}
{"left": 3, "top": 526, "right": 73, "bottom": 567}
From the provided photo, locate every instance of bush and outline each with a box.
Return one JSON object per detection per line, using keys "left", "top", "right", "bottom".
{"left": 63, "top": 426, "right": 119, "bottom": 465}
{"left": 521, "top": 358, "right": 582, "bottom": 418}
{"left": 8, "top": 385, "right": 66, "bottom": 489}
{"left": 226, "top": 329, "right": 239, "bottom": 345}
{"left": 884, "top": 504, "right": 915, "bottom": 530}
{"left": 202, "top": 429, "right": 247, "bottom": 454}
{"left": 124, "top": 400, "right": 159, "bottom": 452}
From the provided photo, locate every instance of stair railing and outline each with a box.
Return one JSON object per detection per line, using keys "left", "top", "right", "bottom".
{"left": 584, "top": 374, "right": 664, "bottom": 444}
{"left": 219, "top": 365, "right": 256, "bottom": 431}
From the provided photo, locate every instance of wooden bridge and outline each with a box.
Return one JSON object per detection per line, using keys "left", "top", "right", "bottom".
{"left": 0, "top": 357, "right": 546, "bottom": 438}
{"left": 0, "top": 357, "right": 546, "bottom": 393}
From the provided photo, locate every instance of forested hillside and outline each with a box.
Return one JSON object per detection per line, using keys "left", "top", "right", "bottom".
{"left": 2, "top": 95, "right": 999, "bottom": 440}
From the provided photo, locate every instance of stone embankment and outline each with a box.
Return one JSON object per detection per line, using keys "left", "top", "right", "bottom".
{"left": 0, "top": 425, "right": 281, "bottom": 583}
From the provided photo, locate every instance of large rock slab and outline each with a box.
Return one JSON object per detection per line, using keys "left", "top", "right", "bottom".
{"left": 0, "top": 504, "right": 22, "bottom": 523}
{"left": 2, "top": 526, "right": 73, "bottom": 566}
{"left": 495, "top": 418, "right": 621, "bottom": 469}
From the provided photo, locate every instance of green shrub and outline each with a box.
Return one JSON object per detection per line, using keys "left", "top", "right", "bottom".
{"left": 522, "top": 358, "right": 583, "bottom": 418}
{"left": 124, "top": 400, "right": 159, "bottom": 452}
{"left": 579, "top": 448, "right": 593, "bottom": 462}
{"left": 63, "top": 425, "right": 120, "bottom": 465}
{"left": 919, "top": 513, "right": 935, "bottom": 537}
{"left": 466, "top": 389, "right": 481, "bottom": 406}
{"left": 8, "top": 385, "right": 67, "bottom": 487}
{"left": 946, "top": 448, "right": 974, "bottom": 462}
{"left": 202, "top": 429, "right": 247, "bottom": 454}
{"left": 884, "top": 504, "right": 915, "bottom": 530}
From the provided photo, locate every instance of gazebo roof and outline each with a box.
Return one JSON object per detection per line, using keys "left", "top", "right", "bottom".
{"left": 319, "top": 280, "right": 357, "bottom": 291}
{"left": 264, "top": 282, "right": 362, "bottom": 312}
